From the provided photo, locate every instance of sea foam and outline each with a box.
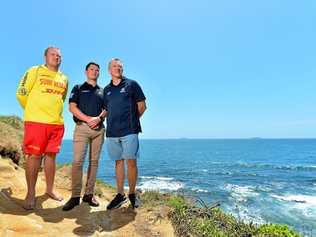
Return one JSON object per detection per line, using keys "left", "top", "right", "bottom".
{"left": 137, "top": 176, "right": 184, "bottom": 191}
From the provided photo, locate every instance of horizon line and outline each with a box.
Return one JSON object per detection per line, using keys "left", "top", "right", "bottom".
{"left": 62, "top": 137, "right": 316, "bottom": 140}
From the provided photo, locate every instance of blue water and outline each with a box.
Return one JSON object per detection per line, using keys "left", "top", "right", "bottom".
{"left": 58, "top": 139, "right": 316, "bottom": 235}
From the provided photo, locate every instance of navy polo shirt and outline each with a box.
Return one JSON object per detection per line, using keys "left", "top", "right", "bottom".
{"left": 69, "top": 82, "right": 104, "bottom": 123}
{"left": 103, "top": 77, "right": 146, "bottom": 137}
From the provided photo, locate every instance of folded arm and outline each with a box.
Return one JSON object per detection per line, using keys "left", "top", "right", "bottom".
{"left": 69, "top": 102, "right": 102, "bottom": 129}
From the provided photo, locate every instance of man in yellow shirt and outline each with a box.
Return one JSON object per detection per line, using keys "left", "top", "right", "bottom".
{"left": 16, "top": 46, "right": 68, "bottom": 210}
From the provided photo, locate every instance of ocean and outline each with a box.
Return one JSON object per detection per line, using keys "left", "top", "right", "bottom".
{"left": 58, "top": 139, "right": 316, "bottom": 235}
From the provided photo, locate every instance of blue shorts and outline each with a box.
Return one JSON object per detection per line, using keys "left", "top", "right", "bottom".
{"left": 106, "top": 134, "right": 139, "bottom": 161}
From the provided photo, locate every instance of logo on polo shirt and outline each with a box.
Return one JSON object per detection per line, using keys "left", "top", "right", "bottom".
{"left": 107, "top": 91, "right": 111, "bottom": 96}
{"left": 120, "top": 87, "right": 126, "bottom": 93}
{"left": 81, "top": 90, "right": 90, "bottom": 93}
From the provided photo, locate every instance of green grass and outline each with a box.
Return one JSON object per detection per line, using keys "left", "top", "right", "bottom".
{"left": 56, "top": 162, "right": 71, "bottom": 169}
{"left": 94, "top": 178, "right": 116, "bottom": 197}
{"left": 95, "top": 178, "right": 115, "bottom": 190}
{"left": 140, "top": 190, "right": 173, "bottom": 208}
{"left": 257, "top": 224, "right": 301, "bottom": 237}
{"left": 140, "top": 191, "right": 302, "bottom": 237}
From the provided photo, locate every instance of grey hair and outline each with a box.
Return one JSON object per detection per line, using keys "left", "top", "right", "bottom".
{"left": 108, "top": 58, "right": 123, "bottom": 69}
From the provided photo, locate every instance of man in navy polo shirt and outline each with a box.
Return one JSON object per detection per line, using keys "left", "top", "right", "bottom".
{"left": 104, "top": 58, "right": 146, "bottom": 209}
{"left": 63, "top": 62, "right": 105, "bottom": 211}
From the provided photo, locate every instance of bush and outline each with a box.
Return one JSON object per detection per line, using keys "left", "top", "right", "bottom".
{"left": 0, "top": 115, "right": 23, "bottom": 130}
{"left": 139, "top": 191, "right": 302, "bottom": 236}
{"left": 166, "top": 194, "right": 301, "bottom": 237}
{"left": 257, "top": 224, "right": 301, "bottom": 237}
{"left": 0, "top": 115, "right": 24, "bottom": 165}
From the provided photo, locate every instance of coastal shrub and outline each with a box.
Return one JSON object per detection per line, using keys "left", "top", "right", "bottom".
{"left": 169, "top": 201, "right": 257, "bottom": 237}
{"left": 166, "top": 194, "right": 301, "bottom": 237}
{"left": 0, "top": 116, "right": 23, "bottom": 130}
{"left": 256, "top": 224, "right": 301, "bottom": 237}
{"left": 168, "top": 195, "right": 187, "bottom": 209}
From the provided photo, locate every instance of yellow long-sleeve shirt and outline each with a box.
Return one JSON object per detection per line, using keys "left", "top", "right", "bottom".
{"left": 16, "top": 65, "right": 68, "bottom": 125}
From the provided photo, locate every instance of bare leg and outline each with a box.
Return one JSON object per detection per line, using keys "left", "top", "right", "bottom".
{"left": 44, "top": 153, "right": 63, "bottom": 201}
{"left": 23, "top": 155, "right": 41, "bottom": 209}
{"left": 127, "top": 159, "right": 138, "bottom": 194}
{"left": 116, "top": 160, "right": 125, "bottom": 194}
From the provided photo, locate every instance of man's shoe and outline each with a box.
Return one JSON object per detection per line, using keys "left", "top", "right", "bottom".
{"left": 106, "top": 193, "right": 127, "bottom": 210}
{"left": 82, "top": 194, "right": 99, "bottom": 207}
{"left": 62, "top": 197, "right": 80, "bottom": 211}
{"left": 128, "top": 193, "right": 140, "bottom": 209}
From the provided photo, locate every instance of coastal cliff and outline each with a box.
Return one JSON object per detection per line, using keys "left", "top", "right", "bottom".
{"left": 0, "top": 116, "right": 301, "bottom": 237}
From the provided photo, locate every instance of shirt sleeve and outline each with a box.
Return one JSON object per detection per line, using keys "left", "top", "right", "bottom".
{"left": 68, "top": 85, "right": 80, "bottom": 104}
{"left": 103, "top": 88, "right": 108, "bottom": 110}
{"left": 132, "top": 81, "right": 146, "bottom": 102}
{"left": 100, "top": 88, "right": 107, "bottom": 110}
{"left": 16, "top": 66, "right": 38, "bottom": 109}
{"left": 62, "top": 76, "right": 68, "bottom": 102}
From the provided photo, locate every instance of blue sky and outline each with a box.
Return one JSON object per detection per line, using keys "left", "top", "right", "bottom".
{"left": 1, "top": 0, "right": 316, "bottom": 139}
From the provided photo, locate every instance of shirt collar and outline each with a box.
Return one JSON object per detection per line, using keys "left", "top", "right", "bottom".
{"left": 110, "top": 77, "right": 125, "bottom": 87}
{"left": 83, "top": 81, "right": 100, "bottom": 89}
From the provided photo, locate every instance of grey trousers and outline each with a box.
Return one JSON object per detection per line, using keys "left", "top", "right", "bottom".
{"left": 71, "top": 123, "right": 105, "bottom": 197}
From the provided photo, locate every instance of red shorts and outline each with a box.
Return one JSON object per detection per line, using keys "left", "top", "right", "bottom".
{"left": 23, "top": 121, "right": 64, "bottom": 156}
